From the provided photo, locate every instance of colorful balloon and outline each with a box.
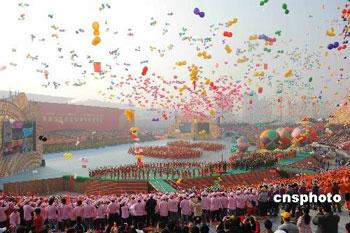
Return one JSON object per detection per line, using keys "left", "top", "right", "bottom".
{"left": 259, "top": 129, "right": 280, "bottom": 150}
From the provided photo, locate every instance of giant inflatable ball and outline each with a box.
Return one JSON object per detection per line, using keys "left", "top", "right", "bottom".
{"left": 277, "top": 127, "right": 293, "bottom": 149}
{"left": 259, "top": 129, "right": 280, "bottom": 150}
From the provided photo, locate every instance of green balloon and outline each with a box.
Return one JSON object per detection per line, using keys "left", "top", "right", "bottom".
{"left": 285, "top": 9, "right": 290, "bottom": 14}
{"left": 260, "top": 1, "right": 265, "bottom": 6}
{"left": 282, "top": 3, "right": 288, "bottom": 9}
{"left": 308, "top": 77, "right": 313, "bottom": 82}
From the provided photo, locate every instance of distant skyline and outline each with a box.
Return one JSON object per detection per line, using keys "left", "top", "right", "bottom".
{"left": 0, "top": 0, "right": 349, "bottom": 115}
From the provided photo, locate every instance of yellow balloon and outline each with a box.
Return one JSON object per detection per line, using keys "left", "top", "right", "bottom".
{"left": 91, "top": 36, "right": 101, "bottom": 46}
{"left": 63, "top": 152, "right": 73, "bottom": 159}
{"left": 92, "top": 21, "right": 99, "bottom": 30}
{"left": 224, "top": 44, "right": 232, "bottom": 54}
{"left": 124, "top": 109, "right": 135, "bottom": 121}
{"left": 93, "top": 30, "right": 100, "bottom": 36}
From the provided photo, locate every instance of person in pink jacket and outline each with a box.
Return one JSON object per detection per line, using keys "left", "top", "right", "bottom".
{"left": 201, "top": 192, "right": 210, "bottom": 222}
{"left": 228, "top": 192, "right": 237, "bottom": 216}
{"left": 210, "top": 194, "right": 221, "bottom": 222}
{"left": 0, "top": 201, "right": 9, "bottom": 228}
{"left": 168, "top": 195, "right": 179, "bottom": 221}
{"left": 236, "top": 190, "right": 246, "bottom": 216}
{"left": 180, "top": 197, "right": 191, "bottom": 223}
{"left": 9, "top": 207, "right": 20, "bottom": 229}
{"left": 121, "top": 203, "right": 130, "bottom": 224}
{"left": 47, "top": 198, "right": 58, "bottom": 231}
{"left": 108, "top": 198, "right": 120, "bottom": 226}
{"left": 82, "top": 200, "right": 95, "bottom": 230}
{"left": 159, "top": 197, "right": 169, "bottom": 225}
{"left": 220, "top": 193, "right": 228, "bottom": 219}
{"left": 23, "top": 201, "right": 35, "bottom": 230}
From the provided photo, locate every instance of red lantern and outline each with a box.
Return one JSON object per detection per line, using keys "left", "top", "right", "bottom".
{"left": 258, "top": 87, "right": 263, "bottom": 94}
{"left": 93, "top": 62, "right": 101, "bottom": 73}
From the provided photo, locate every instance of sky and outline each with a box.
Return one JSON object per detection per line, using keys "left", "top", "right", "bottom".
{"left": 0, "top": 0, "right": 349, "bottom": 116}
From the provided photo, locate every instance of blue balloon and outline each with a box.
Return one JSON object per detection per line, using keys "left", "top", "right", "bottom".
{"left": 333, "top": 42, "right": 339, "bottom": 48}
{"left": 327, "top": 44, "right": 334, "bottom": 50}
{"left": 199, "top": 11, "right": 205, "bottom": 18}
{"left": 194, "top": 7, "right": 200, "bottom": 15}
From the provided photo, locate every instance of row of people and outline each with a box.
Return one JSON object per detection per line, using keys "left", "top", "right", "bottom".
{"left": 166, "top": 141, "right": 225, "bottom": 152}
{"left": 128, "top": 146, "right": 203, "bottom": 159}
{"left": 1, "top": 168, "right": 349, "bottom": 233}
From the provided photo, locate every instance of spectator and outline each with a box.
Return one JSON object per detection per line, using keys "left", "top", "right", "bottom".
{"left": 297, "top": 208, "right": 312, "bottom": 233}
{"left": 263, "top": 219, "right": 273, "bottom": 233}
{"left": 277, "top": 211, "right": 299, "bottom": 233}
{"left": 312, "top": 203, "right": 340, "bottom": 233}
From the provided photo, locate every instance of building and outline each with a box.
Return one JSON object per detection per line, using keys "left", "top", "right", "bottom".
{"left": 35, "top": 102, "right": 133, "bottom": 133}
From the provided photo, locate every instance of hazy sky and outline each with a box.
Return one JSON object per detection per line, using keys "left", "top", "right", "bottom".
{"left": 0, "top": 0, "right": 349, "bottom": 110}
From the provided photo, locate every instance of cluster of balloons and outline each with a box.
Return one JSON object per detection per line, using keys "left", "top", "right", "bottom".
{"left": 175, "top": 60, "right": 187, "bottom": 66}
{"left": 225, "top": 17, "right": 238, "bottom": 27}
{"left": 283, "top": 69, "right": 293, "bottom": 77}
{"left": 326, "top": 27, "right": 336, "bottom": 37}
{"left": 258, "top": 34, "right": 276, "bottom": 44}
{"left": 193, "top": 7, "right": 205, "bottom": 18}
{"left": 224, "top": 44, "right": 232, "bottom": 53}
{"left": 237, "top": 56, "right": 249, "bottom": 64}
{"left": 197, "top": 51, "right": 212, "bottom": 59}
{"left": 189, "top": 65, "right": 199, "bottom": 89}
{"left": 249, "top": 34, "right": 258, "bottom": 40}
{"left": 282, "top": 3, "right": 289, "bottom": 14}
{"left": 223, "top": 31, "right": 233, "bottom": 37}
{"left": 124, "top": 109, "right": 135, "bottom": 121}
{"left": 91, "top": 21, "right": 101, "bottom": 46}
{"left": 259, "top": 0, "right": 269, "bottom": 6}
{"left": 327, "top": 42, "right": 340, "bottom": 50}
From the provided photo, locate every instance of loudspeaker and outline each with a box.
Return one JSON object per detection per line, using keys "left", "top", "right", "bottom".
{"left": 41, "top": 159, "right": 46, "bottom": 167}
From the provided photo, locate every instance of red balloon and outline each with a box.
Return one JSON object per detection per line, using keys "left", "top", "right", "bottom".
{"left": 223, "top": 31, "right": 233, "bottom": 37}
{"left": 141, "top": 66, "right": 148, "bottom": 76}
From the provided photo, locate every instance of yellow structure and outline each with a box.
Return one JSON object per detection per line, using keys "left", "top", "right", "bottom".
{"left": 168, "top": 115, "right": 221, "bottom": 139}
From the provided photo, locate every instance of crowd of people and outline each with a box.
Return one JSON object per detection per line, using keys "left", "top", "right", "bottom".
{"left": 318, "top": 124, "right": 350, "bottom": 148}
{"left": 229, "top": 153, "right": 279, "bottom": 170}
{"left": 88, "top": 161, "right": 232, "bottom": 180}
{"left": 128, "top": 141, "right": 226, "bottom": 160}
{"left": 1, "top": 167, "right": 350, "bottom": 233}
{"left": 166, "top": 142, "right": 225, "bottom": 152}
{"left": 128, "top": 146, "right": 203, "bottom": 159}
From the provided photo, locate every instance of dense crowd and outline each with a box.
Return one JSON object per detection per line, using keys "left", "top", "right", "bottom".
{"left": 128, "top": 141, "right": 225, "bottom": 160}
{"left": 166, "top": 142, "right": 225, "bottom": 152}
{"left": 1, "top": 168, "right": 350, "bottom": 233}
{"left": 128, "top": 146, "right": 202, "bottom": 159}
{"left": 318, "top": 124, "right": 350, "bottom": 147}
{"left": 229, "top": 153, "right": 278, "bottom": 170}
{"left": 89, "top": 161, "right": 232, "bottom": 180}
